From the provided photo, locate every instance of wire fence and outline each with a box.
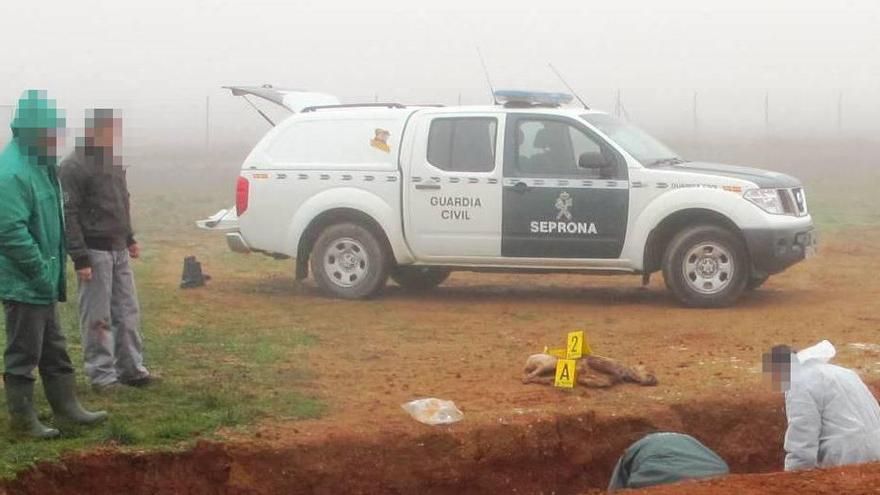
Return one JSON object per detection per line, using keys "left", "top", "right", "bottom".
{"left": 1, "top": 88, "right": 877, "bottom": 159}
{"left": 591, "top": 88, "right": 873, "bottom": 139}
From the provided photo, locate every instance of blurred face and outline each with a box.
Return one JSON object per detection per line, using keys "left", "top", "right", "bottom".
{"left": 86, "top": 117, "right": 122, "bottom": 148}
{"left": 35, "top": 126, "right": 65, "bottom": 157}
{"left": 762, "top": 351, "right": 792, "bottom": 392}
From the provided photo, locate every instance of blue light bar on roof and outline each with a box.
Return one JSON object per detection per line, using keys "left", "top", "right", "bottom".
{"left": 494, "top": 90, "right": 574, "bottom": 106}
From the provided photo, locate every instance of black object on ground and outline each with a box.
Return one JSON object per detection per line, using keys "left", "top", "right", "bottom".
{"left": 180, "top": 256, "right": 208, "bottom": 289}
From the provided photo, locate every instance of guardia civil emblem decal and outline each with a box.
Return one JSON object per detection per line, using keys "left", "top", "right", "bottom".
{"left": 555, "top": 191, "right": 573, "bottom": 221}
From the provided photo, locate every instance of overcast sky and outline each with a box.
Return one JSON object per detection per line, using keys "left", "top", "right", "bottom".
{"left": 1, "top": 0, "right": 878, "bottom": 148}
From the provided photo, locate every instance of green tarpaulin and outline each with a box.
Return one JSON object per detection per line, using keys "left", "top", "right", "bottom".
{"left": 608, "top": 432, "right": 730, "bottom": 491}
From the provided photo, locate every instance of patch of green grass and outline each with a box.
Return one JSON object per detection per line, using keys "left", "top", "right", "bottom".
{"left": 103, "top": 421, "right": 143, "bottom": 446}
{"left": 0, "top": 185, "right": 324, "bottom": 480}
{"left": 1, "top": 443, "right": 45, "bottom": 474}
{"left": 802, "top": 177, "right": 880, "bottom": 232}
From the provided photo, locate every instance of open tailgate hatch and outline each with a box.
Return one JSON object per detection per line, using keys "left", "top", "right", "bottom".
{"left": 224, "top": 85, "right": 340, "bottom": 124}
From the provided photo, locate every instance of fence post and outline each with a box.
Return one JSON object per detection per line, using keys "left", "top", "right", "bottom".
{"left": 614, "top": 90, "right": 629, "bottom": 121}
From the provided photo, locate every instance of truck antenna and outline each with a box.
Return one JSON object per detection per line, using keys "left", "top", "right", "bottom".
{"left": 548, "top": 62, "right": 589, "bottom": 110}
{"left": 476, "top": 46, "right": 498, "bottom": 105}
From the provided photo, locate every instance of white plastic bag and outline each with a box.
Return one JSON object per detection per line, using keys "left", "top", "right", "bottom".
{"left": 402, "top": 398, "right": 464, "bottom": 425}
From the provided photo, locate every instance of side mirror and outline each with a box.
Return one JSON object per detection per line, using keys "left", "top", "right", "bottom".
{"left": 578, "top": 151, "right": 617, "bottom": 178}
{"left": 578, "top": 151, "right": 609, "bottom": 170}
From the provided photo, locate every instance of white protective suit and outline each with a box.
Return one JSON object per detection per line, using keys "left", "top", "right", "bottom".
{"left": 784, "top": 340, "right": 880, "bottom": 471}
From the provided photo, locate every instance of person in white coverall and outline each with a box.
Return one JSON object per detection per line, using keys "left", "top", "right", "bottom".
{"left": 764, "top": 340, "right": 880, "bottom": 471}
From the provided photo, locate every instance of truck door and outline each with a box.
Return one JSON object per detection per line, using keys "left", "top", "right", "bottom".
{"left": 501, "top": 114, "right": 629, "bottom": 259}
{"left": 404, "top": 112, "right": 504, "bottom": 260}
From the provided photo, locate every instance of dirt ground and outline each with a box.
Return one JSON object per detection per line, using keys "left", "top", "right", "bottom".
{"left": 247, "top": 229, "right": 880, "bottom": 442}
{"left": 636, "top": 461, "right": 880, "bottom": 495}
{"left": 4, "top": 228, "right": 880, "bottom": 494}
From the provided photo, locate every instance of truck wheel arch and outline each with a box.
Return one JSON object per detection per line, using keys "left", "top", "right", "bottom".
{"left": 284, "top": 187, "right": 414, "bottom": 280}
{"left": 296, "top": 208, "right": 395, "bottom": 280}
{"left": 642, "top": 208, "right": 744, "bottom": 276}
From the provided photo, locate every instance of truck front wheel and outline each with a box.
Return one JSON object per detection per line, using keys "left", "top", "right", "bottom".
{"left": 391, "top": 267, "right": 451, "bottom": 291}
{"left": 662, "top": 225, "right": 749, "bottom": 308}
{"left": 310, "top": 223, "right": 390, "bottom": 299}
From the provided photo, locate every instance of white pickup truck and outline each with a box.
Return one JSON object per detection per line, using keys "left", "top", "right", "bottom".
{"left": 206, "top": 86, "right": 816, "bottom": 307}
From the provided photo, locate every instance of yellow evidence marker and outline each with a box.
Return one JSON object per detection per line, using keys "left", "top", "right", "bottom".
{"left": 566, "top": 330, "right": 592, "bottom": 359}
{"left": 543, "top": 346, "right": 568, "bottom": 358}
{"left": 554, "top": 358, "right": 576, "bottom": 388}
{"left": 581, "top": 335, "right": 593, "bottom": 357}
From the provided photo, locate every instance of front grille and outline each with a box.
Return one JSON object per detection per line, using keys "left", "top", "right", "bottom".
{"left": 778, "top": 188, "right": 808, "bottom": 217}
{"left": 791, "top": 187, "right": 807, "bottom": 215}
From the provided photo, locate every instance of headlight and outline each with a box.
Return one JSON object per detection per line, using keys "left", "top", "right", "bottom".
{"left": 743, "top": 188, "right": 785, "bottom": 215}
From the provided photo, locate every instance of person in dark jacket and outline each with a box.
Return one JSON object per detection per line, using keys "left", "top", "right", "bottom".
{"left": 59, "top": 108, "right": 155, "bottom": 390}
{"left": 0, "top": 90, "right": 107, "bottom": 439}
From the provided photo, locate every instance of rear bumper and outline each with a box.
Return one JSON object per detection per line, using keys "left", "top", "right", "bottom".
{"left": 743, "top": 224, "right": 817, "bottom": 275}
{"left": 225, "top": 232, "right": 251, "bottom": 254}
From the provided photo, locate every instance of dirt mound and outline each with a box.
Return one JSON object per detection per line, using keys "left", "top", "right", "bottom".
{"left": 5, "top": 388, "right": 880, "bottom": 494}
{"left": 2, "top": 393, "right": 785, "bottom": 495}
{"left": 631, "top": 461, "right": 880, "bottom": 495}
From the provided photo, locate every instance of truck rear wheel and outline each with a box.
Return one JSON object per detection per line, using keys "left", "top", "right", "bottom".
{"left": 391, "top": 267, "right": 451, "bottom": 291}
{"left": 662, "top": 225, "right": 749, "bottom": 308}
{"left": 310, "top": 222, "right": 389, "bottom": 299}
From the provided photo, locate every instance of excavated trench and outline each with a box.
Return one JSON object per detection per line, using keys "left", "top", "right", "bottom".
{"left": 1, "top": 393, "right": 791, "bottom": 495}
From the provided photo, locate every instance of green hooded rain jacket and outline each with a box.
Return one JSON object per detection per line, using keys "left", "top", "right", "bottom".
{"left": 0, "top": 90, "right": 67, "bottom": 305}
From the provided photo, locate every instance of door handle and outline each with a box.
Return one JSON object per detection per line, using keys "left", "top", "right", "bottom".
{"left": 415, "top": 184, "right": 441, "bottom": 190}
{"left": 506, "top": 181, "right": 532, "bottom": 193}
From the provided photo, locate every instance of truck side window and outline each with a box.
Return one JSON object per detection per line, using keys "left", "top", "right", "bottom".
{"left": 515, "top": 118, "right": 611, "bottom": 179}
{"left": 427, "top": 117, "right": 497, "bottom": 172}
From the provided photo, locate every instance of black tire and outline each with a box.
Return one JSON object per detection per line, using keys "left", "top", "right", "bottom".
{"left": 310, "top": 222, "right": 390, "bottom": 299}
{"left": 391, "top": 267, "right": 451, "bottom": 291}
{"left": 662, "top": 224, "right": 749, "bottom": 308}
{"left": 746, "top": 275, "right": 770, "bottom": 291}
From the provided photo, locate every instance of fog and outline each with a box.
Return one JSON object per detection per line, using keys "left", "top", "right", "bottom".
{"left": 1, "top": 0, "right": 879, "bottom": 157}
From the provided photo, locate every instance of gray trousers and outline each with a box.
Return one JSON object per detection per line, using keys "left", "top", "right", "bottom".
{"left": 3, "top": 301, "right": 75, "bottom": 381}
{"left": 78, "top": 249, "right": 148, "bottom": 386}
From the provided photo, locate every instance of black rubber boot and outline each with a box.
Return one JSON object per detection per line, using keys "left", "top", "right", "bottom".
{"left": 42, "top": 374, "right": 108, "bottom": 425}
{"left": 4, "top": 375, "right": 60, "bottom": 439}
{"left": 180, "top": 256, "right": 206, "bottom": 289}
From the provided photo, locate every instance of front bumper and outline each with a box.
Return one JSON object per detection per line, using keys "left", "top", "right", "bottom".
{"left": 742, "top": 224, "right": 817, "bottom": 275}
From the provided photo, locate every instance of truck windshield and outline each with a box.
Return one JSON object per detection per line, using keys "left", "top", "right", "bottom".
{"left": 581, "top": 114, "right": 683, "bottom": 167}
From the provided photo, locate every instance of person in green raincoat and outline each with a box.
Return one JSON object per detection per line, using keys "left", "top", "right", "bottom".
{"left": 0, "top": 90, "right": 107, "bottom": 439}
